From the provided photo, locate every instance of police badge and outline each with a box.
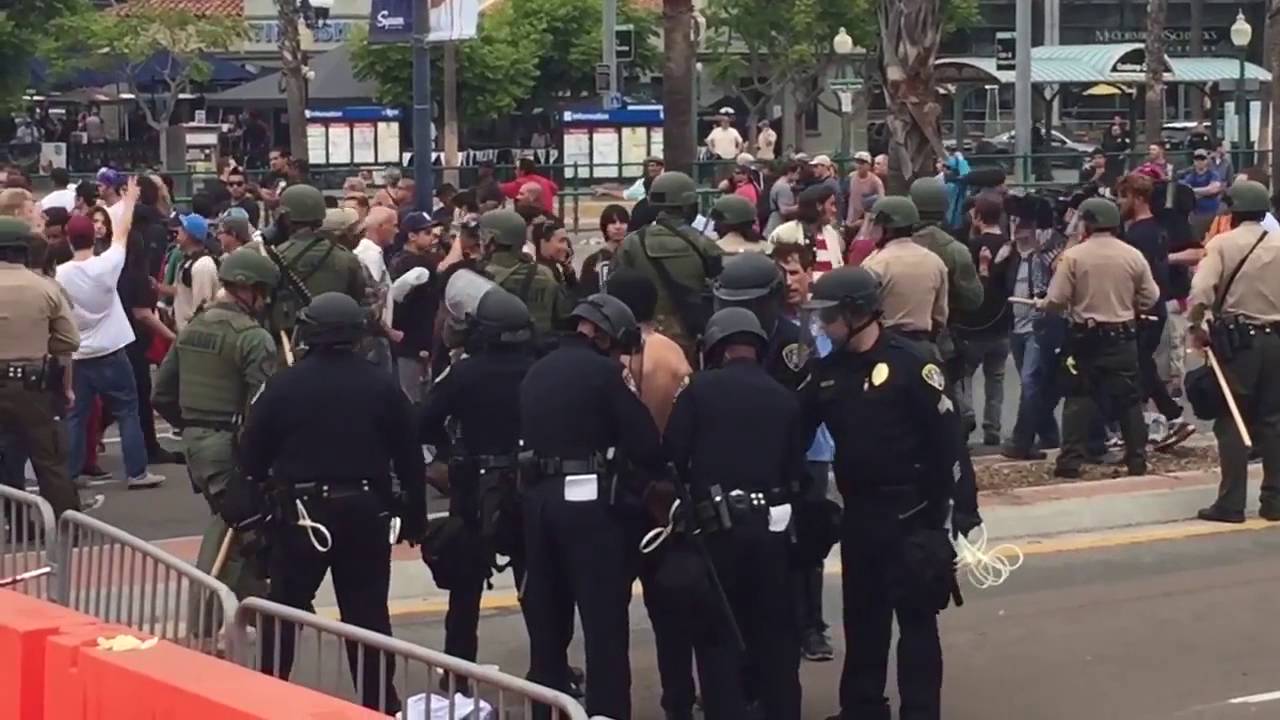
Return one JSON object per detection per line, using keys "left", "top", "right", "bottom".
{"left": 921, "top": 363, "right": 946, "bottom": 392}
{"left": 782, "top": 343, "right": 810, "bottom": 372}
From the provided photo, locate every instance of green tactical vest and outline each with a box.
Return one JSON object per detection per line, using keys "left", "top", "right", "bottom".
{"left": 271, "top": 230, "right": 361, "bottom": 333}
{"left": 616, "top": 213, "right": 723, "bottom": 351}
{"left": 485, "top": 252, "right": 560, "bottom": 335}
{"left": 176, "top": 304, "right": 271, "bottom": 420}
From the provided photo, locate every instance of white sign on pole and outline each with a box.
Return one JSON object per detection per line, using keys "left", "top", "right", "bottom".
{"left": 428, "top": 0, "right": 480, "bottom": 42}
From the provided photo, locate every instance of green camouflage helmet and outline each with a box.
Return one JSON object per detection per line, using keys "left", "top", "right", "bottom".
{"left": 0, "top": 217, "right": 31, "bottom": 248}
{"left": 1078, "top": 197, "right": 1121, "bottom": 230}
{"left": 712, "top": 194, "right": 757, "bottom": 226}
{"left": 648, "top": 171, "right": 698, "bottom": 209}
{"left": 909, "top": 177, "right": 949, "bottom": 217}
{"left": 279, "top": 184, "right": 327, "bottom": 223}
{"left": 871, "top": 195, "right": 921, "bottom": 229}
{"left": 478, "top": 209, "right": 528, "bottom": 248}
{"left": 218, "top": 248, "right": 280, "bottom": 288}
{"left": 1228, "top": 180, "right": 1271, "bottom": 214}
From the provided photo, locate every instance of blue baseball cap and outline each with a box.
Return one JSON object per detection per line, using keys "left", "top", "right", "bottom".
{"left": 95, "top": 167, "right": 126, "bottom": 189}
{"left": 179, "top": 213, "right": 209, "bottom": 243}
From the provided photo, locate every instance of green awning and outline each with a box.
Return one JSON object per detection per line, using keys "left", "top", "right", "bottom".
{"left": 935, "top": 43, "right": 1271, "bottom": 87}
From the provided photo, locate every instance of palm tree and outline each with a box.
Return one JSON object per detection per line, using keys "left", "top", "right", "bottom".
{"left": 1143, "top": 0, "right": 1169, "bottom": 146}
{"left": 275, "top": 0, "right": 309, "bottom": 162}
{"left": 662, "top": 0, "right": 696, "bottom": 172}
{"left": 878, "top": 0, "right": 947, "bottom": 194}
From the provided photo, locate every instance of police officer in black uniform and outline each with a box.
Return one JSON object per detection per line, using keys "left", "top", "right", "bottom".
{"left": 661, "top": 306, "right": 807, "bottom": 720}
{"left": 241, "top": 292, "right": 427, "bottom": 714}
{"left": 801, "top": 267, "right": 960, "bottom": 720}
{"left": 712, "top": 252, "right": 810, "bottom": 388}
{"left": 418, "top": 287, "right": 536, "bottom": 671}
{"left": 519, "top": 293, "right": 666, "bottom": 720}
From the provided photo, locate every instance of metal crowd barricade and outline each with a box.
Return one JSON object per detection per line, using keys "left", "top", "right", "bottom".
{"left": 55, "top": 510, "right": 246, "bottom": 660}
{"left": 237, "top": 597, "right": 589, "bottom": 719}
{"left": 0, "top": 485, "right": 59, "bottom": 600}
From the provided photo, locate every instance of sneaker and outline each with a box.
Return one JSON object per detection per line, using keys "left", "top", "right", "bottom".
{"left": 1196, "top": 506, "right": 1245, "bottom": 524}
{"left": 1153, "top": 420, "right": 1197, "bottom": 452}
{"left": 148, "top": 448, "right": 186, "bottom": 465}
{"left": 126, "top": 472, "right": 165, "bottom": 490}
{"left": 1000, "top": 445, "right": 1047, "bottom": 461}
{"left": 802, "top": 630, "right": 835, "bottom": 662}
{"left": 80, "top": 494, "right": 106, "bottom": 512}
{"left": 1260, "top": 504, "right": 1280, "bottom": 522}
{"left": 80, "top": 465, "right": 112, "bottom": 481}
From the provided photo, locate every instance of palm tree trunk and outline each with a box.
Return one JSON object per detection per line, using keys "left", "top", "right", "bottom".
{"left": 275, "top": 0, "right": 309, "bottom": 163}
{"left": 1143, "top": 0, "right": 1169, "bottom": 145}
{"left": 878, "top": 0, "right": 947, "bottom": 194}
{"left": 662, "top": 0, "right": 695, "bottom": 173}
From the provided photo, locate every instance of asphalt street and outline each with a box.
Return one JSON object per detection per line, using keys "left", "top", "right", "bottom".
{"left": 375, "top": 527, "right": 1280, "bottom": 720}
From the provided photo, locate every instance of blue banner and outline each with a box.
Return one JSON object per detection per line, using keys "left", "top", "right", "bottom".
{"left": 369, "top": 0, "right": 412, "bottom": 44}
{"left": 306, "top": 106, "right": 403, "bottom": 122}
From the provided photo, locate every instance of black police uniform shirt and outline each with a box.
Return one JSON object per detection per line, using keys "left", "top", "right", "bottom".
{"left": 241, "top": 349, "right": 426, "bottom": 512}
{"left": 419, "top": 349, "right": 535, "bottom": 458}
{"left": 665, "top": 357, "right": 809, "bottom": 498}
{"left": 519, "top": 334, "right": 664, "bottom": 472}
{"left": 801, "top": 330, "right": 960, "bottom": 526}
{"left": 763, "top": 317, "right": 812, "bottom": 392}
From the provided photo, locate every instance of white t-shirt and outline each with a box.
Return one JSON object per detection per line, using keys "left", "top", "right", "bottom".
{"left": 40, "top": 184, "right": 77, "bottom": 212}
{"left": 55, "top": 245, "right": 134, "bottom": 360}
{"left": 355, "top": 237, "right": 393, "bottom": 328}
{"left": 174, "top": 255, "right": 220, "bottom": 332}
{"left": 705, "top": 127, "right": 743, "bottom": 160}
{"left": 106, "top": 200, "right": 126, "bottom": 233}
{"left": 756, "top": 128, "right": 778, "bottom": 160}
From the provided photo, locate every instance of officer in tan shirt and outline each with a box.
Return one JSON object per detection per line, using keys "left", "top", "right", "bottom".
{"left": 1186, "top": 180, "right": 1280, "bottom": 523}
{"left": 0, "top": 218, "right": 86, "bottom": 515}
{"left": 1040, "top": 198, "right": 1159, "bottom": 479}
{"left": 860, "top": 196, "right": 948, "bottom": 349}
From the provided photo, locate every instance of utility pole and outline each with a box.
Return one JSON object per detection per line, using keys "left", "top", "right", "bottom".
{"left": 412, "top": 0, "right": 434, "bottom": 212}
{"left": 1044, "top": 0, "right": 1061, "bottom": 126}
{"left": 444, "top": 42, "right": 459, "bottom": 187}
{"left": 1013, "top": 0, "right": 1032, "bottom": 181}
{"left": 1190, "top": 0, "right": 1205, "bottom": 121}
{"left": 275, "top": 0, "right": 308, "bottom": 162}
{"left": 602, "top": 0, "right": 618, "bottom": 107}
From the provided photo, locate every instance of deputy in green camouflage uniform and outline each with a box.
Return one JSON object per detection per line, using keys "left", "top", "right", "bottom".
{"left": 478, "top": 209, "right": 571, "bottom": 338}
{"left": 909, "top": 177, "right": 984, "bottom": 359}
{"left": 616, "top": 171, "right": 723, "bottom": 361}
{"left": 153, "top": 249, "right": 281, "bottom": 606}
{"left": 270, "top": 184, "right": 368, "bottom": 337}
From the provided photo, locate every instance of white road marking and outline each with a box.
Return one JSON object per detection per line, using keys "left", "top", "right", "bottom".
{"left": 1228, "top": 691, "right": 1280, "bottom": 704}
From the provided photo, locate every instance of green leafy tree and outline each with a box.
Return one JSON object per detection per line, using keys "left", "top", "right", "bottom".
{"left": 45, "top": 4, "right": 246, "bottom": 138}
{"left": 350, "top": 0, "right": 659, "bottom": 126}
{"left": 0, "top": 0, "right": 88, "bottom": 109}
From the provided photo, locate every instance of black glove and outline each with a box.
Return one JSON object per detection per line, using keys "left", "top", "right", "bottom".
{"left": 399, "top": 511, "right": 428, "bottom": 547}
{"left": 951, "top": 510, "right": 981, "bottom": 539}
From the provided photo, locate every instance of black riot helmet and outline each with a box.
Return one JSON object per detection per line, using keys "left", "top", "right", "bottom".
{"left": 803, "top": 266, "right": 883, "bottom": 341}
{"left": 701, "top": 307, "right": 768, "bottom": 366}
{"left": 297, "top": 292, "right": 367, "bottom": 348}
{"left": 713, "top": 252, "right": 783, "bottom": 304}
{"left": 471, "top": 287, "right": 534, "bottom": 347}
{"left": 570, "top": 293, "right": 641, "bottom": 352}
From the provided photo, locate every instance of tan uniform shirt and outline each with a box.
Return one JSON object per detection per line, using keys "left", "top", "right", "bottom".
{"left": 622, "top": 328, "right": 693, "bottom": 433}
{"left": 1189, "top": 222, "right": 1280, "bottom": 324}
{"left": 0, "top": 262, "right": 79, "bottom": 361}
{"left": 1044, "top": 233, "right": 1159, "bottom": 324}
{"left": 716, "top": 232, "right": 773, "bottom": 256}
{"left": 862, "top": 237, "right": 949, "bottom": 334}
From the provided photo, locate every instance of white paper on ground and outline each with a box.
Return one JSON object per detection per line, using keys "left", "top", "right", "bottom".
{"left": 768, "top": 503, "right": 793, "bottom": 533}
{"left": 564, "top": 474, "right": 599, "bottom": 502}
{"left": 399, "top": 692, "right": 494, "bottom": 720}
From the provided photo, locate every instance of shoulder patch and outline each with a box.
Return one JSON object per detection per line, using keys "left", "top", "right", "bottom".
{"left": 921, "top": 363, "right": 946, "bottom": 392}
{"left": 871, "top": 362, "right": 890, "bottom": 387}
{"left": 782, "top": 343, "right": 809, "bottom": 372}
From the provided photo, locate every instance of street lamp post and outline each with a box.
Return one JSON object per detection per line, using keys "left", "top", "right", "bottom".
{"left": 1231, "top": 9, "right": 1252, "bottom": 169}
{"left": 832, "top": 27, "right": 854, "bottom": 159}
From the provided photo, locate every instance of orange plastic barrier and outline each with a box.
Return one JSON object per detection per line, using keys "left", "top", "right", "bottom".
{"left": 0, "top": 589, "right": 385, "bottom": 719}
{"left": 0, "top": 588, "right": 100, "bottom": 719}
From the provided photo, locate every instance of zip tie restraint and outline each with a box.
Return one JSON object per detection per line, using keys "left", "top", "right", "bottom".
{"left": 295, "top": 499, "right": 333, "bottom": 553}
{"left": 953, "top": 524, "right": 1023, "bottom": 589}
{"left": 639, "top": 498, "right": 682, "bottom": 555}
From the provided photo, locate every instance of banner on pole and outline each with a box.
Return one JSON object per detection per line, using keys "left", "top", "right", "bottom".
{"left": 369, "top": 0, "right": 479, "bottom": 44}
{"left": 369, "top": 0, "right": 412, "bottom": 44}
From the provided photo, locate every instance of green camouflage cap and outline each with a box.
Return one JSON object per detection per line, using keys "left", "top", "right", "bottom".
{"left": 871, "top": 195, "right": 921, "bottom": 229}
{"left": 712, "top": 194, "right": 757, "bottom": 226}
{"left": 218, "top": 248, "right": 280, "bottom": 288}
{"left": 909, "top": 177, "right": 949, "bottom": 217}
{"left": 280, "top": 184, "right": 326, "bottom": 223}
{"left": 1228, "top": 180, "right": 1271, "bottom": 214}
{"left": 1078, "top": 197, "right": 1121, "bottom": 230}
{"left": 648, "top": 171, "right": 698, "bottom": 208}
{"left": 0, "top": 217, "right": 30, "bottom": 248}
{"left": 478, "top": 209, "right": 528, "bottom": 248}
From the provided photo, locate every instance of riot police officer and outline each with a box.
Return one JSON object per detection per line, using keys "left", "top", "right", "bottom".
{"left": 0, "top": 218, "right": 86, "bottom": 515}
{"left": 152, "top": 249, "right": 281, "bottom": 609}
{"left": 617, "top": 171, "right": 724, "bottom": 362}
{"left": 478, "top": 208, "right": 571, "bottom": 338}
{"left": 241, "top": 292, "right": 427, "bottom": 714}
{"left": 418, "top": 284, "right": 537, "bottom": 669}
{"left": 1041, "top": 197, "right": 1159, "bottom": 478}
{"left": 1188, "top": 180, "right": 1280, "bottom": 523}
{"left": 660, "top": 306, "right": 806, "bottom": 720}
{"left": 519, "top": 293, "right": 665, "bottom": 719}
{"left": 713, "top": 252, "right": 808, "bottom": 389}
{"left": 801, "top": 267, "right": 961, "bottom": 720}
{"left": 270, "top": 185, "right": 368, "bottom": 337}
{"left": 861, "top": 196, "right": 949, "bottom": 345}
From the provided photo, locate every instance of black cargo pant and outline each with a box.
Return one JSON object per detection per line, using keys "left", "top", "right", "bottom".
{"left": 261, "top": 491, "right": 399, "bottom": 714}
{"left": 1211, "top": 332, "right": 1280, "bottom": 514}
{"left": 0, "top": 380, "right": 80, "bottom": 516}
{"left": 522, "top": 476, "right": 632, "bottom": 720}
{"left": 1057, "top": 332, "right": 1148, "bottom": 474}
{"left": 836, "top": 502, "right": 943, "bottom": 720}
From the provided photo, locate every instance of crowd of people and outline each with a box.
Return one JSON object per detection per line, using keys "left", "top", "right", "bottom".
{"left": 3, "top": 117, "right": 1280, "bottom": 720}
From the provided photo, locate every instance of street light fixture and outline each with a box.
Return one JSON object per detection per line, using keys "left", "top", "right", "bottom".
{"left": 1231, "top": 9, "right": 1252, "bottom": 167}
{"left": 833, "top": 28, "right": 855, "bottom": 157}
{"left": 832, "top": 27, "right": 854, "bottom": 56}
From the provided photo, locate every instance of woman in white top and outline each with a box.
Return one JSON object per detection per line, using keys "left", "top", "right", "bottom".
{"left": 767, "top": 184, "right": 844, "bottom": 278}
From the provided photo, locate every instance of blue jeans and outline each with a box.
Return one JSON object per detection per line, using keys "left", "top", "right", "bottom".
{"left": 1009, "top": 326, "right": 1061, "bottom": 451}
{"left": 65, "top": 350, "right": 148, "bottom": 480}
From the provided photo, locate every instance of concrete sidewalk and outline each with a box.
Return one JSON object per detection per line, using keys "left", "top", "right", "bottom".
{"left": 141, "top": 462, "right": 1265, "bottom": 618}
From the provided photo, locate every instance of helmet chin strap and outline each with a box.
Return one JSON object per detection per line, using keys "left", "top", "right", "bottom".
{"left": 843, "top": 309, "right": 881, "bottom": 347}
